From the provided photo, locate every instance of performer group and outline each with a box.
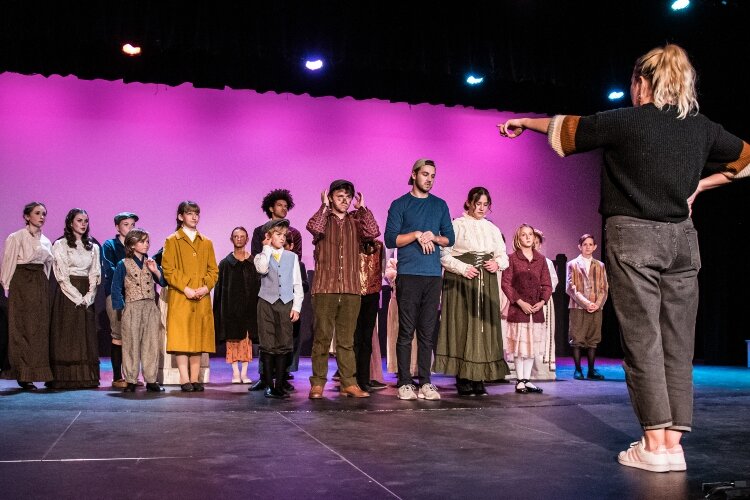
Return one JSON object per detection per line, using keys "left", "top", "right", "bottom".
{"left": 2, "top": 43, "right": 749, "bottom": 474}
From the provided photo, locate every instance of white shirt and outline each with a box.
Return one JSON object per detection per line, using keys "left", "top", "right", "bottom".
{"left": 1, "top": 228, "right": 53, "bottom": 289}
{"left": 52, "top": 239, "right": 101, "bottom": 306}
{"left": 440, "top": 213, "right": 509, "bottom": 276}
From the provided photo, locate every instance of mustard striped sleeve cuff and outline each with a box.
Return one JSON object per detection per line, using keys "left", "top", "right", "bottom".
{"left": 729, "top": 141, "right": 750, "bottom": 179}
{"left": 547, "top": 114, "right": 581, "bottom": 157}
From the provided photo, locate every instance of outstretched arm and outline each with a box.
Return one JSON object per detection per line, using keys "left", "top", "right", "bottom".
{"left": 497, "top": 118, "right": 552, "bottom": 138}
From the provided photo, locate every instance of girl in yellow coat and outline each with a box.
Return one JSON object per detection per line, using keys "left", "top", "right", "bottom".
{"left": 162, "top": 201, "right": 219, "bottom": 392}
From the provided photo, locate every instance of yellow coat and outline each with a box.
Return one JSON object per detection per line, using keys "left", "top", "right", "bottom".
{"left": 162, "top": 229, "right": 219, "bottom": 353}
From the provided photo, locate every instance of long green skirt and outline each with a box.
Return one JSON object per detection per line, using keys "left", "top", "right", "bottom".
{"left": 433, "top": 253, "right": 509, "bottom": 381}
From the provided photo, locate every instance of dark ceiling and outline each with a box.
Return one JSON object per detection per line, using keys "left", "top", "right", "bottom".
{"left": 2, "top": 0, "right": 749, "bottom": 135}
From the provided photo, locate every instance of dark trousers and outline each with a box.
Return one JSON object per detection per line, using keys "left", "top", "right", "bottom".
{"left": 395, "top": 275, "right": 442, "bottom": 386}
{"left": 605, "top": 215, "right": 700, "bottom": 432}
{"left": 257, "top": 298, "right": 293, "bottom": 355}
{"left": 288, "top": 319, "right": 302, "bottom": 372}
{"left": 354, "top": 292, "right": 380, "bottom": 387}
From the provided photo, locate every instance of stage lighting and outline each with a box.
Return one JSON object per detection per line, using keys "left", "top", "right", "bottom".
{"left": 466, "top": 75, "right": 484, "bottom": 85}
{"left": 608, "top": 90, "right": 625, "bottom": 100}
{"left": 122, "top": 43, "right": 142, "bottom": 56}
{"left": 671, "top": 0, "right": 690, "bottom": 10}
{"left": 305, "top": 59, "right": 324, "bottom": 71}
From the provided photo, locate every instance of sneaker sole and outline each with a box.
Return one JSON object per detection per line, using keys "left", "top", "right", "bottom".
{"left": 617, "top": 456, "right": 670, "bottom": 473}
{"left": 417, "top": 394, "right": 441, "bottom": 400}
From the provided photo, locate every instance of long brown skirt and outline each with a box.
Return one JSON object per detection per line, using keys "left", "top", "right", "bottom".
{"left": 48, "top": 276, "right": 100, "bottom": 389}
{"left": 3, "top": 264, "right": 53, "bottom": 382}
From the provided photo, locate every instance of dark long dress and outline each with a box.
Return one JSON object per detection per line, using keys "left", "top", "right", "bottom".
{"left": 3, "top": 265, "right": 53, "bottom": 382}
{"left": 48, "top": 275, "right": 100, "bottom": 388}
{"left": 213, "top": 253, "right": 259, "bottom": 343}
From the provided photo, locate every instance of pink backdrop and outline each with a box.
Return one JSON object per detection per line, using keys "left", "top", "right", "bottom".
{"left": 0, "top": 73, "right": 602, "bottom": 267}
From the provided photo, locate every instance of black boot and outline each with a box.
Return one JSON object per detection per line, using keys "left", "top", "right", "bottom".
{"left": 456, "top": 377, "right": 474, "bottom": 396}
{"left": 263, "top": 353, "right": 284, "bottom": 399}
{"left": 273, "top": 354, "right": 291, "bottom": 399}
{"left": 249, "top": 353, "right": 267, "bottom": 391}
{"left": 281, "top": 353, "right": 295, "bottom": 393}
{"left": 472, "top": 380, "right": 488, "bottom": 396}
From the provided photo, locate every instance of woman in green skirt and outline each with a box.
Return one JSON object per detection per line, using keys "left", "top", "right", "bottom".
{"left": 434, "top": 187, "right": 509, "bottom": 396}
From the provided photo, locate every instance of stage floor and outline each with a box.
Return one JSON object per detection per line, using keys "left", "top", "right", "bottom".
{"left": 1, "top": 358, "right": 748, "bottom": 499}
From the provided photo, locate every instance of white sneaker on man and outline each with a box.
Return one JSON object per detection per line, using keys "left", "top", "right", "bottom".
{"left": 418, "top": 383, "right": 441, "bottom": 400}
{"left": 667, "top": 444, "right": 687, "bottom": 471}
{"left": 617, "top": 438, "right": 670, "bottom": 472}
{"left": 397, "top": 384, "right": 418, "bottom": 400}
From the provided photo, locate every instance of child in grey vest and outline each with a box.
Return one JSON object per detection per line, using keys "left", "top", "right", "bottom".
{"left": 253, "top": 219, "right": 304, "bottom": 399}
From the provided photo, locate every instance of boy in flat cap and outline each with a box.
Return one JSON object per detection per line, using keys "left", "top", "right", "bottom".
{"left": 306, "top": 179, "right": 380, "bottom": 399}
{"left": 102, "top": 211, "right": 139, "bottom": 388}
{"left": 253, "top": 219, "right": 304, "bottom": 399}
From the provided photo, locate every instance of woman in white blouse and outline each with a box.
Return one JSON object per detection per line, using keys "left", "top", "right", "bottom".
{"left": 47, "top": 209, "right": 101, "bottom": 389}
{"left": 0, "top": 202, "right": 54, "bottom": 390}
{"left": 434, "top": 187, "right": 510, "bottom": 396}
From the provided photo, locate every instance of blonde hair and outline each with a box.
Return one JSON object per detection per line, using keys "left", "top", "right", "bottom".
{"left": 512, "top": 224, "right": 535, "bottom": 252}
{"left": 633, "top": 44, "right": 698, "bottom": 119}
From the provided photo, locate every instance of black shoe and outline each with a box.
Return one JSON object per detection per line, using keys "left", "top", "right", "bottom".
{"left": 124, "top": 383, "right": 137, "bottom": 392}
{"left": 472, "top": 381, "right": 488, "bottom": 396}
{"left": 146, "top": 383, "right": 164, "bottom": 392}
{"left": 515, "top": 380, "right": 528, "bottom": 394}
{"left": 573, "top": 369, "right": 585, "bottom": 380}
{"left": 369, "top": 380, "right": 387, "bottom": 390}
{"left": 248, "top": 380, "right": 267, "bottom": 392}
{"left": 180, "top": 383, "right": 194, "bottom": 392}
{"left": 523, "top": 379, "right": 543, "bottom": 394}
{"left": 285, "top": 373, "right": 294, "bottom": 380}
{"left": 18, "top": 381, "right": 37, "bottom": 391}
{"left": 192, "top": 382, "right": 204, "bottom": 392}
{"left": 457, "top": 379, "right": 475, "bottom": 396}
{"left": 587, "top": 369, "right": 605, "bottom": 380}
{"left": 282, "top": 380, "right": 295, "bottom": 393}
{"left": 264, "top": 387, "right": 286, "bottom": 399}
{"left": 358, "top": 383, "right": 373, "bottom": 393}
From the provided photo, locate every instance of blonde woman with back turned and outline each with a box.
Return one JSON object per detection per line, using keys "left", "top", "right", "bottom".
{"left": 498, "top": 44, "right": 750, "bottom": 473}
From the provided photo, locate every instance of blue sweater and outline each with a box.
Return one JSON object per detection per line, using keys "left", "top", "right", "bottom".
{"left": 384, "top": 193, "right": 455, "bottom": 277}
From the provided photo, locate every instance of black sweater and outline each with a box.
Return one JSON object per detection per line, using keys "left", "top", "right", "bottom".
{"left": 550, "top": 103, "right": 749, "bottom": 222}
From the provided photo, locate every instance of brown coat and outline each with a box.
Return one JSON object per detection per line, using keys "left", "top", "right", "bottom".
{"left": 162, "top": 229, "right": 219, "bottom": 353}
{"left": 566, "top": 255, "right": 608, "bottom": 310}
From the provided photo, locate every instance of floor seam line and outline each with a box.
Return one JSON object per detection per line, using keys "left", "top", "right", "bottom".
{"left": 276, "top": 411, "right": 402, "bottom": 500}
{"left": 41, "top": 410, "right": 81, "bottom": 461}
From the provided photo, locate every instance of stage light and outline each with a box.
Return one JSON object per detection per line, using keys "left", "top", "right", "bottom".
{"left": 305, "top": 59, "right": 323, "bottom": 71}
{"left": 466, "top": 75, "right": 484, "bottom": 85}
{"left": 122, "top": 43, "right": 142, "bottom": 56}
{"left": 671, "top": 0, "right": 690, "bottom": 10}
{"left": 608, "top": 90, "right": 625, "bottom": 100}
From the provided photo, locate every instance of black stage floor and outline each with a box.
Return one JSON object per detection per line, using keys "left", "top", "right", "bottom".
{"left": 1, "top": 357, "right": 748, "bottom": 499}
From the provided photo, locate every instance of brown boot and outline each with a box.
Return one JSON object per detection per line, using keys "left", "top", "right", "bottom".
{"left": 309, "top": 385, "right": 324, "bottom": 399}
{"left": 340, "top": 384, "right": 370, "bottom": 398}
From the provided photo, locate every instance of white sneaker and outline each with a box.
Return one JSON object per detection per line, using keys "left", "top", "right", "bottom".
{"left": 418, "top": 383, "right": 441, "bottom": 401}
{"left": 667, "top": 445, "right": 687, "bottom": 471}
{"left": 397, "top": 384, "right": 418, "bottom": 400}
{"left": 617, "top": 438, "right": 670, "bottom": 473}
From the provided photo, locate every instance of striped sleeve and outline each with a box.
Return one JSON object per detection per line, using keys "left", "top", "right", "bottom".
{"left": 728, "top": 141, "right": 750, "bottom": 179}
{"left": 547, "top": 114, "right": 581, "bottom": 157}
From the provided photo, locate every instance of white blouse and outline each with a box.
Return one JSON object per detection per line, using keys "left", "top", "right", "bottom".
{"left": 1, "top": 228, "right": 54, "bottom": 289}
{"left": 52, "top": 239, "right": 101, "bottom": 306}
{"left": 440, "top": 213, "right": 509, "bottom": 276}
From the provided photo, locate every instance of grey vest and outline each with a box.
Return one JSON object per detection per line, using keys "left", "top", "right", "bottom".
{"left": 258, "top": 250, "right": 295, "bottom": 304}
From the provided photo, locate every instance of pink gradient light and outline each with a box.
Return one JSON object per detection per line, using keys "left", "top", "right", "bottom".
{"left": 0, "top": 73, "right": 603, "bottom": 267}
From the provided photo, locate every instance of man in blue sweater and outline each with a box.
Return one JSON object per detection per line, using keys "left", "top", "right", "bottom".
{"left": 384, "top": 159, "right": 455, "bottom": 400}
